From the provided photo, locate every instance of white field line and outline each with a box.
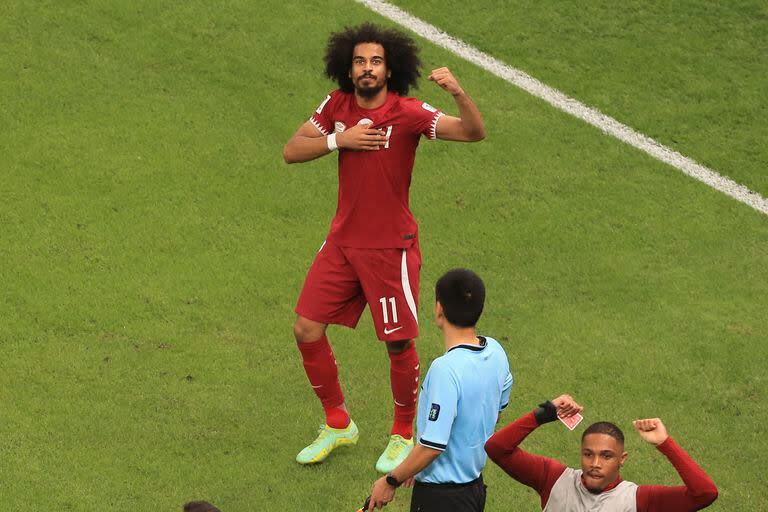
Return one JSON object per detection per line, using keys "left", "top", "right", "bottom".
{"left": 356, "top": 0, "right": 768, "bottom": 216}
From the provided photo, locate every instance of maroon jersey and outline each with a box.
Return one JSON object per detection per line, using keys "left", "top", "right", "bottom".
{"left": 485, "top": 411, "right": 719, "bottom": 512}
{"left": 309, "top": 89, "right": 443, "bottom": 248}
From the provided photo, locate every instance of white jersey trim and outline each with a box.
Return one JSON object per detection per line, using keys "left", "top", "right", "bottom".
{"left": 428, "top": 111, "right": 444, "bottom": 140}
{"left": 401, "top": 249, "right": 418, "bottom": 323}
{"left": 309, "top": 116, "right": 330, "bottom": 136}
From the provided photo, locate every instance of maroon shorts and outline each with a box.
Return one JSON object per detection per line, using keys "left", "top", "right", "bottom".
{"left": 296, "top": 239, "right": 421, "bottom": 341}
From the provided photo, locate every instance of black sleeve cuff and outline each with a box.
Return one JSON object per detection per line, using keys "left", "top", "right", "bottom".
{"left": 419, "top": 438, "right": 447, "bottom": 451}
{"left": 533, "top": 400, "right": 558, "bottom": 425}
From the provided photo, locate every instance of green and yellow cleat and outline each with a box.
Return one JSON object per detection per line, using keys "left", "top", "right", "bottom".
{"left": 375, "top": 434, "right": 413, "bottom": 473}
{"left": 296, "top": 420, "right": 359, "bottom": 464}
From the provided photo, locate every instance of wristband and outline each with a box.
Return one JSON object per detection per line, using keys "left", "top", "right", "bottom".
{"left": 385, "top": 473, "right": 401, "bottom": 488}
{"left": 327, "top": 133, "right": 338, "bottom": 151}
{"left": 534, "top": 400, "right": 559, "bottom": 425}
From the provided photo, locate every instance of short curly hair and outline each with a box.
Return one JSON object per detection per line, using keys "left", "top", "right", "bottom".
{"left": 324, "top": 22, "right": 421, "bottom": 96}
{"left": 582, "top": 422, "right": 625, "bottom": 446}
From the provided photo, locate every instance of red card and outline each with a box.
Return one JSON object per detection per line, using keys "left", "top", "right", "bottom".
{"left": 559, "top": 412, "right": 583, "bottom": 431}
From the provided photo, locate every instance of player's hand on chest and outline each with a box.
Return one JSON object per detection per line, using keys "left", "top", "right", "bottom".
{"left": 335, "top": 120, "right": 387, "bottom": 151}
{"left": 335, "top": 117, "right": 410, "bottom": 152}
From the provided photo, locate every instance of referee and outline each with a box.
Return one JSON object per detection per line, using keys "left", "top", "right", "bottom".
{"left": 367, "top": 268, "right": 513, "bottom": 511}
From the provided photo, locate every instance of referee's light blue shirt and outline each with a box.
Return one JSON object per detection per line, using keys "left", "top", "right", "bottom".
{"left": 415, "top": 335, "right": 513, "bottom": 484}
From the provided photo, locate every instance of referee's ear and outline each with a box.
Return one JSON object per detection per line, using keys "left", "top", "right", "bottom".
{"left": 434, "top": 300, "right": 446, "bottom": 328}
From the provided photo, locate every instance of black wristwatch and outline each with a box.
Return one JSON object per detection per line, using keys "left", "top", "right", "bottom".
{"left": 385, "top": 473, "right": 401, "bottom": 488}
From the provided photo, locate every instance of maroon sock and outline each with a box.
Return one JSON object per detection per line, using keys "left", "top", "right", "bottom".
{"left": 388, "top": 342, "right": 419, "bottom": 439}
{"left": 297, "top": 335, "right": 349, "bottom": 429}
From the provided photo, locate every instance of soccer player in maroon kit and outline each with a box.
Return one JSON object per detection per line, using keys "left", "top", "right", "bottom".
{"left": 283, "top": 22, "right": 485, "bottom": 472}
{"left": 485, "top": 394, "right": 718, "bottom": 511}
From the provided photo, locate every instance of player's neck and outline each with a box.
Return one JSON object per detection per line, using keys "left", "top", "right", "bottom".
{"left": 355, "top": 87, "right": 389, "bottom": 109}
{"left": 442, "top": 325, "right": 479, "bottom": 352}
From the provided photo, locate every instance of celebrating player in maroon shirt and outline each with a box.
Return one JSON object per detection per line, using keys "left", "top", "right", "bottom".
{"left": 283, "top": 22, "right": 485, "bottom": 472}
{"left": 485, "top": 395, "right": 718, "bottom": 511}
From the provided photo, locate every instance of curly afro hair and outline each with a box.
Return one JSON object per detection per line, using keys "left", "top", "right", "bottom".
{"left": 324, "top": 22, "right": 421, "bottom": 96}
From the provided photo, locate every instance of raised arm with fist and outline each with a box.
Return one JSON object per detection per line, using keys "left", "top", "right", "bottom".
{"left": 633, "top": 418, "right": 669, "bottom": 446}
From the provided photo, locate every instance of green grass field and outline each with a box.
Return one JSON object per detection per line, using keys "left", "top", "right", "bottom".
{"left": 1, "top": 1, "right": 766, "bottom": 510}
{"left": 391, "top": 0, "right": 768, "bottom": 197}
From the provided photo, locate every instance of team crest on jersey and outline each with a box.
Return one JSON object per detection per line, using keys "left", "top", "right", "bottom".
{"left": 334, "top": 121, "right": 346, "bottom": 133}
{"left": 421, "top": 102, "right": 437, "bottom": 113}
{"left": 428, "top": 403, "right": 440, "bottom": 421}
{"left": 357, "top": 118, "right": 374, "bottom": 126}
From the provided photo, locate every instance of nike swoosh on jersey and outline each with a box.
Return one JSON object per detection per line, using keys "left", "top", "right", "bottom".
{"left": 383, "top": 326, "right": 403, "bottom": 335}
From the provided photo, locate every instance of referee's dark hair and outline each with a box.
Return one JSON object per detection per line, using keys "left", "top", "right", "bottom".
{"left": 582, "top": 422, "right": 625, "bottom": 446}
{"left": 435, "top": 268, "right": 485, "bottom": 327}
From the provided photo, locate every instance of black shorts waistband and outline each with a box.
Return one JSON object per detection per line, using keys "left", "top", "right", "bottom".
{"left": 414, "top": 474, "right": 483, "bottom": 489}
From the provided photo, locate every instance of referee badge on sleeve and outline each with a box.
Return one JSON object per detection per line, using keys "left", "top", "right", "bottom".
{"left": 428, "top": 403, "right": 440, "bottom": 421}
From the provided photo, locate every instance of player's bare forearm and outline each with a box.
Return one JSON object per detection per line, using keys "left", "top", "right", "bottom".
{"left": 390, "top": 444, "right": 442, "bottom": 483}
{"left": 429, "top": 66, "right": 485, "bottom": 142}
{"left": 283, "top": 120, "right": 339, "bottom": 164}
{"left": 283, "top": 120, "right": 387, "bottom": 163}
{"left": 282, "top": 134, "right": 332, "bottom": 164}
{"left": 453, "top": 91, "right": 485, "bottom": 141}
{"left": 434, "top": 92, "right": 486, "bottom": 142}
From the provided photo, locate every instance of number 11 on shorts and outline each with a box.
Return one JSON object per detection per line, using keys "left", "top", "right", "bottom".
{"left": 379, "top": 296, "right": 398, "bottom": 324}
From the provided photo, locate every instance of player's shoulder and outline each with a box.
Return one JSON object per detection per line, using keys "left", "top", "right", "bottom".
{"left": 395, "top": 95, "right": 420, "bottom": 107}
{"left": 397, "top": 95, "right": 440, "bottom": 114}
{"left": 314, "top": 89, "right": 350, "bottom": 113}
{"left": 327, "top": 89, "right": 351, "bottom": 100}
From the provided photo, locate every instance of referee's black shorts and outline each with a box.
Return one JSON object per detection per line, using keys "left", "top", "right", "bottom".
{"left": 410, "top": 474, "right": 486, "bottom": 512}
